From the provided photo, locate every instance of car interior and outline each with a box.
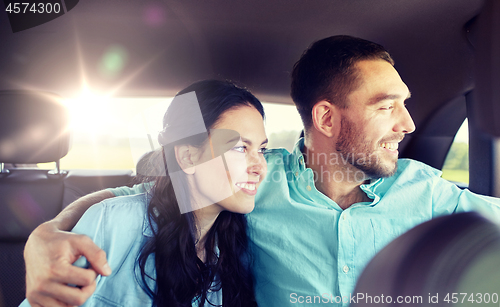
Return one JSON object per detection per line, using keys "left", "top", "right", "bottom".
{"left": 1, "top": 0, "right": 499, "bottom": 306}
{"left": 353, "top": 211, "right": 500, "bottom": 306}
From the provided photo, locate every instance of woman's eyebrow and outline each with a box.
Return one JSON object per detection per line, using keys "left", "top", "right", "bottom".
{"left": 241, "top": 137, "right": 269, "bottom": 146}
{"left": 226, "top": 136, "right": 241, "bottom": 144}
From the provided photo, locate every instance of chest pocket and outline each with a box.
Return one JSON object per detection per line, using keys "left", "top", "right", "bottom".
{"left": 91, "top": 294, "right": 151, "bottom": 307}
{"left": 370, "top": 218, "right": 426, "bottom": 251}
{"left": 92, "top": 295, "right": 123, "bottom": 307}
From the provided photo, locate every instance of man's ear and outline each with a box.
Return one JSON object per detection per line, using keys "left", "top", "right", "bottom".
{"left": 174, "top": 145, "right": 196, "bottom": 175}
{"left": 311, "top": 100, "right": 338, "bottom": 138}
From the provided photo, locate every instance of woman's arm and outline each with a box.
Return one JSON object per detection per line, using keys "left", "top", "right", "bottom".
{"left": 24, "top": 190, "right": 114, "bottom": 307}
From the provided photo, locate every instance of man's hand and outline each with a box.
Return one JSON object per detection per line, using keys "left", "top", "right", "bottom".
{"left": 24, "top": 221, "right": 111, "bottom": 307}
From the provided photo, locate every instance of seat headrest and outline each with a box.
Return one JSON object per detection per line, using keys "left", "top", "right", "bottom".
{"left": 352, "top": 212, "right": 500, "bottom": 306}
{"left": 0, "top": 91, "right": 70, "bottom": 163}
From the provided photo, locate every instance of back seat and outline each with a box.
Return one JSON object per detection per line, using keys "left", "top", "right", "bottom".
{"left": 0, "top": 91, "right": 133, "bottom": 307}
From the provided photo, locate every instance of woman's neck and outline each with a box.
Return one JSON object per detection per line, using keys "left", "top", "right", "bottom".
{"left": 193, "top": 205, "right": 222, "bottom": 262}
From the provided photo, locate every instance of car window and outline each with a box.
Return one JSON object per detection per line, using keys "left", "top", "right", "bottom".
{"left": 441, "top": 118, "right": 469, "bottom": 184}
{"left": 37, "top": 98, "right": 302, "bottom": 171}
{"left": 261, "top": 103, "right": 303, "bottom": 152}
{"left": 38, "top": 96, "right": 168, "bottom": 171}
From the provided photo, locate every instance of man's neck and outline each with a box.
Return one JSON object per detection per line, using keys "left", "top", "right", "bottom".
{"left": 302, "top": 143, "right": 371, "bottom": 210}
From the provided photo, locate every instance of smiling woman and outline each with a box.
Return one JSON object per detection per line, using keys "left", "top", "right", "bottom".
{"left": 21, "top": 80, "right": 268, "bottom": 307}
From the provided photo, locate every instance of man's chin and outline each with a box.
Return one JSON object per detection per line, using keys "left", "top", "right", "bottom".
{"left": 357, "top": 160, "right": 398, "bottom": 179}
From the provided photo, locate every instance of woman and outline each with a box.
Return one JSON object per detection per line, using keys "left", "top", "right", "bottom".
{"left": 25, "top": 80, "right": 268, "bottom": 307}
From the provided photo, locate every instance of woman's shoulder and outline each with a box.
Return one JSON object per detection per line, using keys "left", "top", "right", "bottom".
{"left": 99, "top": 193, "right": 149, "bottom": 213}
{"left": 71, "top": 193, "right": 155, "bottom": 307}
{"left": 73, "top": 193, "right": 150, "bottom": 241}
{"left": 98, "top": 193, "right": 149, "bottom": 230}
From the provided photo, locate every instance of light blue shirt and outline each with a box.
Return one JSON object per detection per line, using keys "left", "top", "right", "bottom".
{"left": 111, "top": 183, "right": 150, "bottom": 196}
{"left": 44, "top": 138, "right": 500, "bottom": 307}
{"left": 246, "top": 138, "right": 500, "bottom": 306}
{"left": 20, "top": 193, "right": 222, "bottom": 307}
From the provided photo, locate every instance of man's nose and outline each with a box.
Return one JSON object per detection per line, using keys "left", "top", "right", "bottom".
{"left": 394, "top": 106, "right": 416, "bottom": 134}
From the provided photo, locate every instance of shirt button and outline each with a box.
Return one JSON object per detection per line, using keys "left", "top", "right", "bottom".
{"left": 295, "top": 172, "right": 299, "bottom": 177}
{"left": 299, "top": 157, "right": 304, "bottom": 164}
{"left": 306, "top": 185, "right": 312, "bottom": 191}
{"left": 343, "top": 265, "right": 349, "bottom": 273}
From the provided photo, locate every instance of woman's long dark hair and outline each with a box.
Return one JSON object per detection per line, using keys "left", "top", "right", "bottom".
{"left": 137, "top": 80, "right": 264, "bottom": 306}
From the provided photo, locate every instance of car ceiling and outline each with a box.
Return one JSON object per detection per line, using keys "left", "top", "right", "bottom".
{"left": 0, "top": 0, "right": 484, "bottom": 129}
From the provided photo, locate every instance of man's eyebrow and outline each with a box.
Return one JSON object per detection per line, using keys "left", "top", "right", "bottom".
{"left": 367, "top": 91, "right": 412, "bottom": 105}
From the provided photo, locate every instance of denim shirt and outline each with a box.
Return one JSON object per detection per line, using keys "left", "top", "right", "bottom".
{"left": 246, "top": 138, "right": 500, "bottom": 307}
{"left": 20, "top": 193, "right": 222, "bottom": 307}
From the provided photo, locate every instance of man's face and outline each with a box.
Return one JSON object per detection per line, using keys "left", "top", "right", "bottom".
{"left": 335, "top": 59, "right": 415, "bottom": 178}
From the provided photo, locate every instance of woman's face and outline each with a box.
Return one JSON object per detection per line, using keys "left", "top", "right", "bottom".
{"left": 190, "top": 105, "right": 268, "bottom": 215}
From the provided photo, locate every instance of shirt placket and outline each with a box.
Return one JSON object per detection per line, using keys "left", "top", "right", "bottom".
{"left": 337, "top": 209, "right": 355, "bottom": 306}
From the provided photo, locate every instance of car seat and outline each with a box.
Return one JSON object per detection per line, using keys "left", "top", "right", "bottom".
{"left": 352, "top": 212, "right": 500, "bottom": 307}
{"left": 0, "top": 90, "right": 70, "bottom": 307}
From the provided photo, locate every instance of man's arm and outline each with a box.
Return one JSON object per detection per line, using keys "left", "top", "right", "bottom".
{"left": 24, "top": 190, "right": 114, "bottom": 307}
{"left": 432, "top": 176, "right": 500, "bottom": 218}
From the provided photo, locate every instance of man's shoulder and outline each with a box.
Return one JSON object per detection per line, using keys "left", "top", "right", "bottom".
{"left": 395, "top": 158, "right": 442, "bottom": 179}
{"left": 265, "top": 147, "right": 291, "bottom": 158}
{"left": 264, "top": 147, "right": 294, "bottom": 169}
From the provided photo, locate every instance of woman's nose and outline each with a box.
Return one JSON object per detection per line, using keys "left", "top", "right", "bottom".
{"left": 247, "top": 151, "right": 266, "bottom": 177}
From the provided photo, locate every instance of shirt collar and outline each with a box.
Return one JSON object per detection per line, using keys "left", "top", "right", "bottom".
{"left": 143, "top": 215, "right": 155, "bottom": 237}
{"left": 142, "top": 193, "right": 155, "bottom": 237}
{"left": 359, "top": 178, "right": 383, "bottom": 202}
{"left": 361, "top": 177, "right": 383, "bottom": 190}
{"left": 290, "top": 137, "right": 307, "bottom": 173}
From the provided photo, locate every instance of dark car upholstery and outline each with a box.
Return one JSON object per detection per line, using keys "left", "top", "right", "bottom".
{"left": 352, "top": 212, "right": 500, "bottom": 307}
{"left": 0, "top": 91, "right": 133, "bottom": 307}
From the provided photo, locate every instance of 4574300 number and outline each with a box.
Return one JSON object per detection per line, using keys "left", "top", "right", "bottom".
{"left": 443, "top": 293, "right": 499, "bottom": 304}
{"left": 5, "top": 2, "right": 61, "bottom": 14}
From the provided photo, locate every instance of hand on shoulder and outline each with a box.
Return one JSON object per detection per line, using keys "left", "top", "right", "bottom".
{"left": 24, "top": 221, "right": 111, "bottom": 306}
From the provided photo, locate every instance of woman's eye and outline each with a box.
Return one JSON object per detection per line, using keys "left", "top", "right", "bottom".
{"left": 232, "top": 146, "right": 246, "bottom": 153}
{"left": 258, "top": 147, "right": 268, "bottom": 154}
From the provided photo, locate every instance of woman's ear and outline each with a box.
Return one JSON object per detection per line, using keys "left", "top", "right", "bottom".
{"left": 174, "top": 145, "right": 196, "bottom": 175}
{"left": 311, "top": 100, "right": 338, "bottom": 138}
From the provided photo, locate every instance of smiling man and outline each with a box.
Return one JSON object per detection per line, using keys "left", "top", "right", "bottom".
{"left": 247, "top": 35, "right": 500, "bottom": 306}
{"left": 22, "top": 36, "right": 500, "bottom": 307}
{"left": 298, "top": 56, "right": 415, "bottom": 209}
{"left": 336, "top": 60, "right": 413, "bottom": 177}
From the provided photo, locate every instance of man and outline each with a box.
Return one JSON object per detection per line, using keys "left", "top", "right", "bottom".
{"left": 23, "top": 35, "right": 500, "bottom": 307}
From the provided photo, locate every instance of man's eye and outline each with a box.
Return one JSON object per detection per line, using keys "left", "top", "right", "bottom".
{"left": 232, "top": 146, "right": 246, "bottom": 153}
{"left": 379, "top": 105, "right": 394, "bottom": 110}
{"left": 258, "top": 147, "right": 268, "bottom": 154}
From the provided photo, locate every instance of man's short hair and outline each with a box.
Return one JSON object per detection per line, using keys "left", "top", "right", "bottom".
{"left": 291, "top": 35, "right": 395, "bottom": 131}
